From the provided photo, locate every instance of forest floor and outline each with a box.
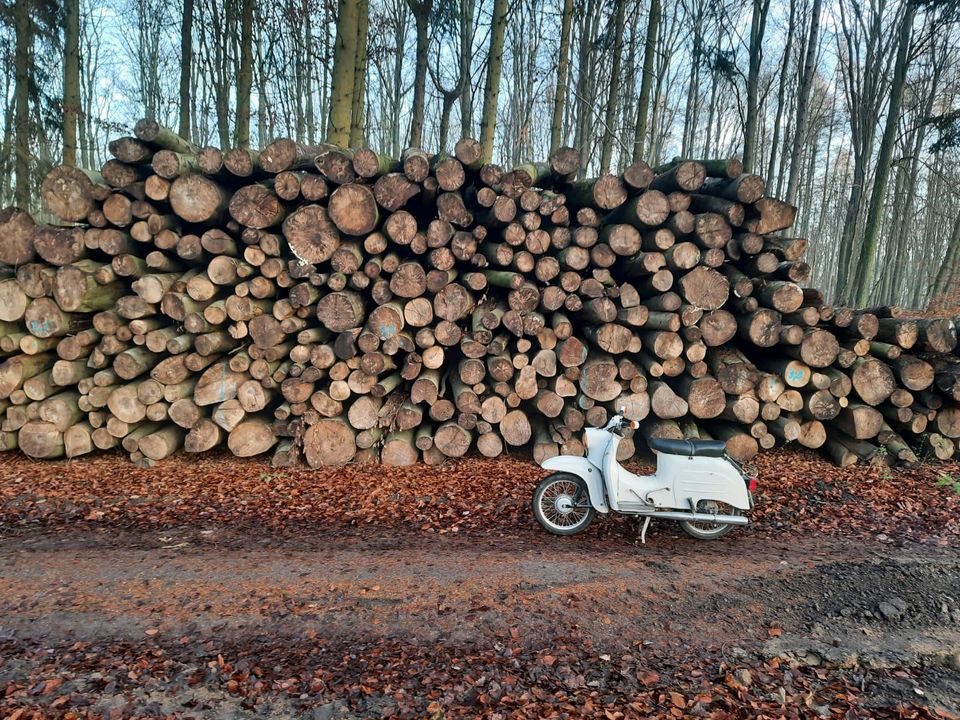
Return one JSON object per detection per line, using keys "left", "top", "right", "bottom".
{"left": 1, "top": 449, "right": 960, "bottom": 719}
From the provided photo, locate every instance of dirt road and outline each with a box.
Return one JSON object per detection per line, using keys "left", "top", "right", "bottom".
{"left": 2, "top": 526, "right": 958, "bottom": 718}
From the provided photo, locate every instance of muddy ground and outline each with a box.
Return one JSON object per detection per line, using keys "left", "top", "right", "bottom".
{"left": 1, "top": 450, "right": 959, "bottom": 718}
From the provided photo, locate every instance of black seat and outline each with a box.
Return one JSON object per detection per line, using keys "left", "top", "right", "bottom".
{"left": 647, "top": 437, "right": 726, "bottom": 458}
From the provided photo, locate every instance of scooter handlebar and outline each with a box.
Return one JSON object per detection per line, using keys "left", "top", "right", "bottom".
{"left": 605, "top": 413, "right": 639, "bottom": 432}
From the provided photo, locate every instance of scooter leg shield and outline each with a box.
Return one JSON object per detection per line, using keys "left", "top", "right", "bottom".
{"left": 540, "top": 456, "right": 609, "bottom": 513}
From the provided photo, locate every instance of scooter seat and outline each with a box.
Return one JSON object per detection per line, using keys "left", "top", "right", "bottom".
{"left": 647, "top": 437, "right": 727, "bottom": 458}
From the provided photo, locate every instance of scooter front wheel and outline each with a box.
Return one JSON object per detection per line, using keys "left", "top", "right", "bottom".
{"left": 532, "top": 473, "right": 595, "bottom": 536}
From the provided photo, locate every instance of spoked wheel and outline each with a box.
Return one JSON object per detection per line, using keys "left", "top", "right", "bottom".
{"left": 680, "top": 499, "right": 741, "bottom": 540}
{"left": 532, "top": 473, "right": 595, "bottom": 536}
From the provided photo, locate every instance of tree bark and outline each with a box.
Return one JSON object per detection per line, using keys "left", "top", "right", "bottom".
{"left": 407, "top": 0, "right": 432, "bottom": 148}
{"left": 234, "top": 0, "right": 256, "bottom": 148}
{"left": 598, "top": 0, "right": 626, "bottom": 173}
{"left": 849, "top": 2, "right": 917, "bottom": 306}
{"left": 549, "top": 0, "right": 574, "bottom": 154}
{"left": 478, "top": 0, "right": 509, "bottom": 163}
{"left": 13, "top": 0, "right": 31, "bottom": 207}
{"left": 326, "top": 0, "right": 360, "bottom": 146}
{"left": 742, "top": 0, "right": 771, "bottom": 172}
{"left": 632, "top": 0, "right": 660, "bottom": 163}
{"left": 178, "top": 0, "right": 194, "bottom": 139}
{"left": 63, "top": 0, "right": 81, "bottom": 167}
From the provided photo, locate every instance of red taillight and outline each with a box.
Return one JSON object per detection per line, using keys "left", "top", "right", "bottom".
{"left": 748, "top": 478, "right": 758, "bottom": 492}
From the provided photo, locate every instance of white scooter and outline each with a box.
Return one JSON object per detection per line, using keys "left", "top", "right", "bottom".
{"left": 533, "top": 409, "right": 758, "bottom": 541}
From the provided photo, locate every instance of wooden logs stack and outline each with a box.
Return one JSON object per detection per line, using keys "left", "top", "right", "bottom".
{"left": 1, "top": 122, "right": 959, "bottom": 469}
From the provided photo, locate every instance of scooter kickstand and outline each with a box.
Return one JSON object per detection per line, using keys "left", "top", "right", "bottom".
{"left": 638, "top": 516, "right": 651, "bottom": 545}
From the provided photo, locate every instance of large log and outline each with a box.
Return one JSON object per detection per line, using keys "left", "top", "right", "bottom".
{"left": 303, "top": 417, "right": 356, "bottom": 467}
{"left": 40, "top": 166, "right": 102, "bottom": 222}
{"left": 18, "top": 420, "right": 65, "bottom": 458}
{"left": 283, "top": 205, "right": 341, "bottom": 263}
{"left": 169, "top": 175, "right": 230, "bottom": 224}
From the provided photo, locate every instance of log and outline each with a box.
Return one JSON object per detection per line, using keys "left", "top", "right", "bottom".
{"left": 260, "top": 139, "right": 331, "bottom": 173}
{"left": 303, "top": 418, "right": 356, "bottom": 467}
{"left": 649, "top": 380, "right": 688, "bottom": 419}
{"left": 228, "top": 420, "right": 278, "bottom": 456}
{"left": 282, "top": 205, "right": 341, "bottom": 263}
{"left": 169, "top": 175, "right": 230, "bottom": 224}
{"left": 18, "top": 420, "right": 65, "bottom": 458}
{"left": 710, "top": 423, "right": 759, "bottom": 462}
{"left": 700, "top": 174, "right": 765, "bottom": 203}
{"left": 678, "top": 267, "right": 729, "bottom": 311}
{"left": 671, "top": 375, "right": 725, "bottom": 419}
{"left": 833, "top": 404, "right": 884, "bottom": 440}
{"left": 63, "top": 421, "right": 94, "bottom": 458}
{"left": 328, "top": 183, "right": 379, "bottom": 235}
{"left": 500, "top": 409, "right": 532, "bottom": 446}
{"left": 850, "top": 357, "right": 896, "bottom": 406}
{"left": 229, "top": 184, "right": 286, "bottom": 229}
{"left": 138, "top": 425, "right": 185, "bottom": 460}
{"left": 890, "top": 355, "right": 934, "bottom": 391}
{"left": 34, "top": 225, "right": 86, "bottom": 266}
{"left": 382, "top": 431, "right": 419, "bottom": 466}
{"left": 194, "top": 360, "right": 247, "bottom": 406}
{"left": 40, "top": 165, "right": 101, "bottom": 222}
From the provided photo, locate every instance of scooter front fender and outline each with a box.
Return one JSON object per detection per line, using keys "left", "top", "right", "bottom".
{"left": 540, "top": 456, "right": 609, "bottom": 513}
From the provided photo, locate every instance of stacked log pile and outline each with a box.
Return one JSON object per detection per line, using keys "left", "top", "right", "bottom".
{"left": 1, "top": 120, "right": 959, "bottom": 468}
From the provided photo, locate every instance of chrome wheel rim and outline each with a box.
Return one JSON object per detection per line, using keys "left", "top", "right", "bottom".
{"left": 538, "top": 479, "right": 590, "bottom": 531}
{"left": 688, "top": 500, "right": 734, "bottom": 534}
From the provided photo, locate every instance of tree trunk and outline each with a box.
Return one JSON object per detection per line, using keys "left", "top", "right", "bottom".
{"left": 598, "top": 0, "right": 626, "bottom": 173}
{"left": 785, "top": 0, "right": 821, "bottom": 204}
{"left": 632, "top": 0, "right": 660, "bottom": 163}
{"left": 849, "top": 3, "right": 917, "bottom": 307}
{"left": 178, "top": 0, "right": 194, "bottom": 139}
{"left": 742, "top": 0, "right": 770, "bottom": 172}
{"left": 63, "top": 0, "right": 81, "bottom": 167}
{"left": 349, "top": 0, "right": 370, "bottom": 147}
{"left": 234, "top": 0, "right": 255, "bottom": 148}
{"left": 764, "top": 0, "right": 795, "bottom": 193}
{"left": 407, "top": 0, "right": 431, "bottom": 148}
{"left": 549, "top": 0, "right": 574, "bottom": 154}
{"left": 478, "top": 0, "right": 508, "bottom": 163}
{"left": 13, "top": 0, "right": 31, "bottom": 208}
{"left": 326, "top": 0, "right": 360, "bottom": 146}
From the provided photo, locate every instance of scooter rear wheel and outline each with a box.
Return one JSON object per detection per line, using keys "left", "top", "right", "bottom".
{"left": 532, "top": 473, "right": 595, "bottom": 535}
{"left": 680, "top": 500, "right": 740, "bottom": 540}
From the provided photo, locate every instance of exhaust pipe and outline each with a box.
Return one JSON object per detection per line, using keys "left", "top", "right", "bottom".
{"left": 645, "top": 511, "right": 749, "bottom": 526}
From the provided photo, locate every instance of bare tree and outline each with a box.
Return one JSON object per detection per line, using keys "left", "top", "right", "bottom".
{"left": 407, "top": 0, "right": 433, "bottom": 147}
{"left": 13, "top": 0, "right": 30, "bottom": 206}
{"left": 179, "top": 0, "right": 194, "bottom": 138}
{"left": 234, "top": 0, "right": 255, "bottom": 147}
{"left": 326, "top": 0, "right": 360, "bottom": 145}
{"left": 550, "top": 0, "right": 574, "bottom": 154}
{"left": 833, "top": 0, "right": 904, "bottom": 301}
{"left": 785, "top": 0, "right": 822, "bottom": 203}
{"left": 63, "top": 0, "right": 81, "bottom": 165}
{"left": 631, "top": 0, "right": 660, "bottom": 163}
{"left": 478, "top": 0, "right": 508, "bottom": 162}
{"left": 349, "top": 0, "right": 369, "bottom": 146}
{"left": 742, "top": 0, "right": 770, "bottom": 171}
{"left": 598, "top": 0, "right": 626, "bottom": 173}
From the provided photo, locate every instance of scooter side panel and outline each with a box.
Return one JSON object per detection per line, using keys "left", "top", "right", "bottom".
{"left": 540, "top": 456, "right": 610, "bottom": 513}
{"left": 657, "top": 453, "right": 751, "bottom": 510}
